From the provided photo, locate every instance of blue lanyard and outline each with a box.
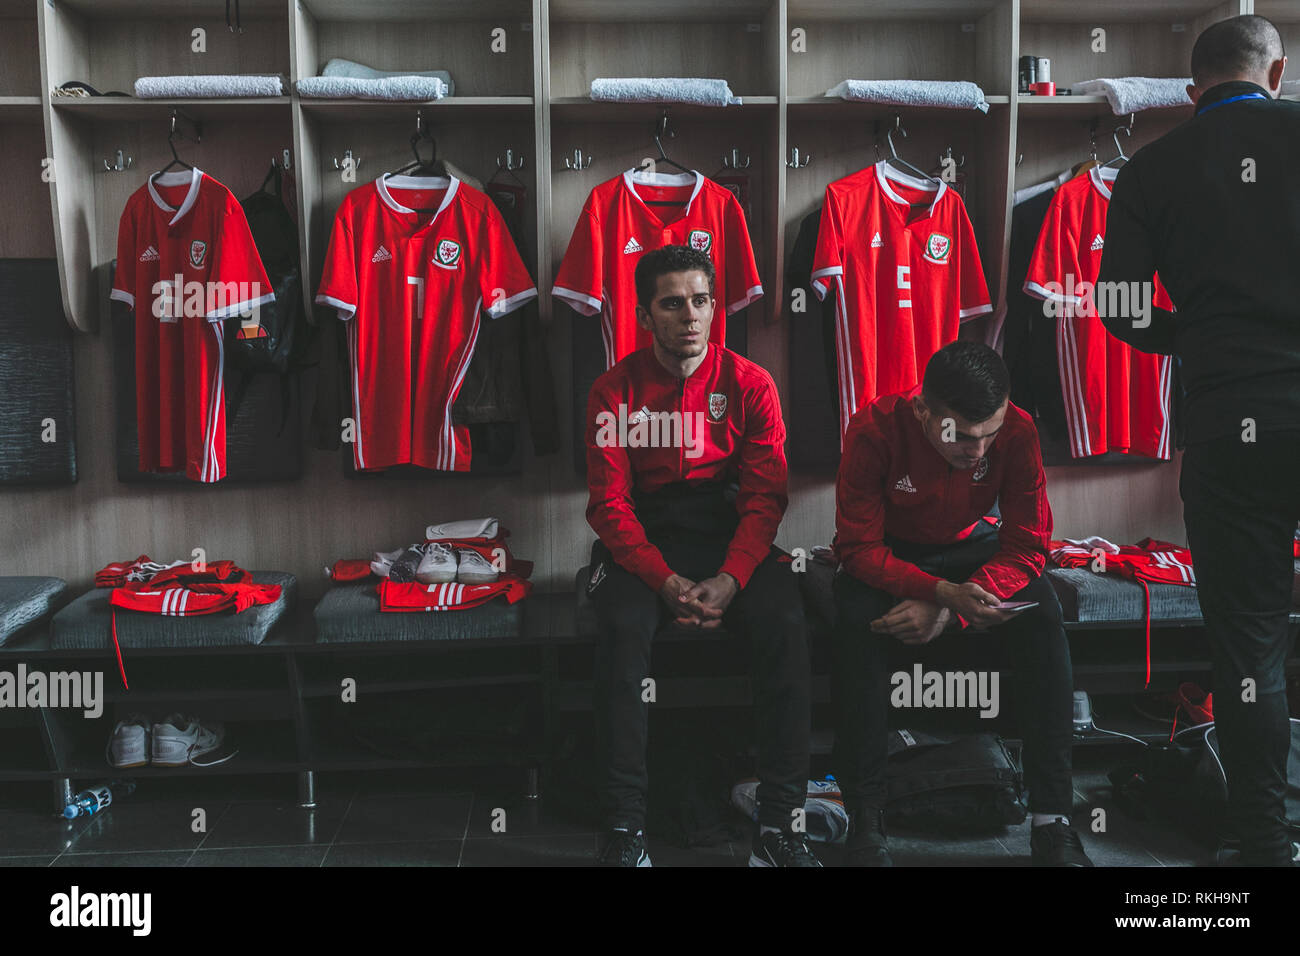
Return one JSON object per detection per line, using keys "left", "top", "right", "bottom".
{"left": 1196, "top": 92, "right": 1267, "bottom": 115}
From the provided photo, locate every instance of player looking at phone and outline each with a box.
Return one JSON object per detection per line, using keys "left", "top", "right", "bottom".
{"left": 831, "top": 341, "right": 1090, "bottom": 867}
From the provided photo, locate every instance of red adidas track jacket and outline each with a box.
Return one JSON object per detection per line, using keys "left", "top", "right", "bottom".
{"left": 585, "top": 344, "right": 788, "bottom": 592}
{"left": 834, "top": 391, "right": 1051, "bottom": 602}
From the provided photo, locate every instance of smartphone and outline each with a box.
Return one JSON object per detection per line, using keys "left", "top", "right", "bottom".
{"left": 993, "top": 600, "right": 1039, "bottom": 612}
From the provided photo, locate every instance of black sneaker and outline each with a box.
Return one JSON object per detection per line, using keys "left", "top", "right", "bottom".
{"left": 387, "top": 545, "right": 425, "bottom": 584}
{"left": 845, "top": 806, "right": 893, "bottom": 867}
{"left": 598, "top": 828, "right": 651, "bottom": 867}
{"left": 749, "top": 828, "right": 823, "bottom": 867}
{"left": 1030, "top": 821, "right": 1094, "bottom": 866}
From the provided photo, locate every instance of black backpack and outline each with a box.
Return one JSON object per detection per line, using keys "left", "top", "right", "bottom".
{"left": 228, "top": 162, "right": 306, "bottom": 421}
{"left": 1109, "top": 718, "right": 1300, "bottom": 850}
{"left": 885, "top": 730, "right": 1028, "bottom": 832}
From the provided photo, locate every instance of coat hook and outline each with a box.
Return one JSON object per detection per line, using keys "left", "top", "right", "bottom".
{"left": 1016, "top": 152, "right": 1024, "bottom": 167}
{"left": 564, "top": 148, "right": 592, "bottom": 171}
{"left": 279, "top": 148, "right": 292, "bottom": 171}
{"left": 497, "top": 148, "right": 525, "bottom": 171}
{"left": 787, "top": 146, "right": 811, "bottom": 168}
{"left": 722, "top": 148, "right": 751, "bottom": 169}
{"left": 332, "top": 149, "right": 361, "bottom": 171}
{"left": 102, "top": 148, "right": 133, "bottom": 172}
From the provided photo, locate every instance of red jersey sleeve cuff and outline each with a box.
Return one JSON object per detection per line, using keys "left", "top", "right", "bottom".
{"left": 718, "top": 551, "right": 764, "bottom": 590}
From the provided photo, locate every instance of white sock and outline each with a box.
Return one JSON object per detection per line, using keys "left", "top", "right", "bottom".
{"left": 1032, "top": 813, "right": 1069, "bottom": 828}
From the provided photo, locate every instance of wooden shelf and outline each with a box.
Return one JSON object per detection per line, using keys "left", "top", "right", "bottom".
{"left": 1020, "top": 0, "right": 1229, "bottom": 21}
{"left": 51, "top": 96, "right": 292, "bottom": 123}
{"left": 789, "top": 94, "right": 1007, "bottom": 118}
{"left": 0, "top": 96, "right": 42, "bottom": 121}
{"left": 789, "top": 0, "right": 1000, "bottom": 19}
{"left": 551, "top": 0, "right": 772, "bottom": 21}
{"left": 1016, "top": 94, "right": 1194, "bottom": 119}
{"left": 302, "top": 0, "right": 530, "bottom": 20}
{"left": 298, "top": 96, "right": 535, "bottom": 122}
{"left": 550, "top": 94, "right": 775, "bottom": 122}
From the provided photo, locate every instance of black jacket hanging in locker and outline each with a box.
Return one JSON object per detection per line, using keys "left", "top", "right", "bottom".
{"left": 1002, "top": 188, "right": 1068, "bottom": 445}
{"left": 452, "top": 180, "right": 560, "bottom": 456}
{"left": 785, "top": 204, "right": 843, "bottom": 467}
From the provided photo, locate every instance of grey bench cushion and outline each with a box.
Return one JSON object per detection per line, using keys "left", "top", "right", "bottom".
{"left": 50, "top": 572, "right": 296, "bottom": 649}
{"left": 1045, "top": 567, "right": 1203, "bottom": 623}
{"left": 0, "top": 577, "right": 68, "bottom": 645}
{"left": 313, "top": 583, "right": 522, "bottom": 643}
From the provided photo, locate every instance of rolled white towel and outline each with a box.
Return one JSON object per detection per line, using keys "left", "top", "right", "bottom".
{"left": 134, "top": 74, "right": 284, "bottom": 98}
{"left": 1281, "top": 78, "right": 1300, "bottom": 97}
{"left": 827, "top": 79, "right": 988, "bottom": 113}
{"left": 590, "top": 77, "right": 741, "bottom": 107}
{"left": 321, "top": 58, "right": 455, "bottom": 96}
{"left": 425, "top": 517, "right": 499, "bottom": 541}
{"left": 296, "top": 75, "right": 448, "bottom": 100}
{"left": 1074, "top": 77, "right": 1192, "bottom": 114}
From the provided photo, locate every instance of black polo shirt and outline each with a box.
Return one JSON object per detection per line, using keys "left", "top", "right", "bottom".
{"left": 1098, "top": 80, "right": 1300, "bottom": 444}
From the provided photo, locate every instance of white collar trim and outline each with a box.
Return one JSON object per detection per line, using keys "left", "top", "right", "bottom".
{"left": 148, "top": 168, "right": 204, "bottom": 226}
{"left": 874, "top": 160, "right": 947, "bottom": 215}
{"left": 623, "top": 168, "right": 704, "bottom": 216}
{"left": 376, "top": 174, "right": 460, "bottom": 219}
{"left": 1089, "top": 165, "right": 1119, "bottom": 200}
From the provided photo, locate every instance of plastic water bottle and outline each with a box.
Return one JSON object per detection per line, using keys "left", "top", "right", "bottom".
{"left": 62, "top": 780, "right": 137, "bottom": 820}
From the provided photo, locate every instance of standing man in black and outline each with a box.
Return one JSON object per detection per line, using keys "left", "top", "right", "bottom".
{"left": 1098, "top": 14, "right": 1299, "bottom": 866}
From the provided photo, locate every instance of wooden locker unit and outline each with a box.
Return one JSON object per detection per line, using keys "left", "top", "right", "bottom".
{"left": 0, "top": 0, "right": 1271, "bottom": 595}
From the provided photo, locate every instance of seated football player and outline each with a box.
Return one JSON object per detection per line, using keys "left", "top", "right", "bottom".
{"left": 832, "top": 341, "right": 1092, "bottom": 867}
{"left": 585, "top": 245, "right": 817, "bottom": 868}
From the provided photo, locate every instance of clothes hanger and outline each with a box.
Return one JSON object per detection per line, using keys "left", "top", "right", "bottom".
{"left": 880, "top": 116, "right": 942, "bottom": 186}
{"left": 1100, "top": 115, "right": 1133, "bottom": 169}
{"left": 153, "top": 111, "right": 195, "bottom": 178}
{"left": 636, "top": 113, "right": 695, "bottom": 204}
{"left": 384, "top": 111, "right": 448, "bottom": 212}
{"left": 1070, "top": 123, "right": 1101, "bottom": 178}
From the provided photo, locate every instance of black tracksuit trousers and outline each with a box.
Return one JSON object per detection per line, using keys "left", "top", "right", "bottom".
{"left": 1181, "top": 432, "right": 1299, "bottom": 865}
{"left": 831, "top": 533, "right": 1075, "bottom": 816}
{"left": 587, "top": 488, "right": 811, "bottom": 832}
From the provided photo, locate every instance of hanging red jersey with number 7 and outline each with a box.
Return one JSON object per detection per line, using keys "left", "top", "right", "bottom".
{"left": 316, "top": 176, "right": 537, "bottom": 472}
{"left": 811, "top": 162, "right": 992, "bottom": 441}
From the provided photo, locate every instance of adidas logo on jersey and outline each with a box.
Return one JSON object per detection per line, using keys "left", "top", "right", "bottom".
{"left": 139, "top": 245, "right": 159, "bottom": 262}
{"left": 623, "top": 237, "right": 644, "bottom": 255}
{"left": 871, "top": 232, "right": 883, "bottom": 248}
{"left": 1090, "top": 234, "right": 1104, "bottom": 251}
{"left": 371, "top": 245, "right": 392, "bottom": 263}
{"left": 893, "top": 474, "right": 917, "bottom": 493}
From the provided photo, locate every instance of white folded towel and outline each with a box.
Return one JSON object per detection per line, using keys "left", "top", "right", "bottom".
{"left": 827, "top": 79, "right": 988, "bottom": 113}
{"left": 322, "top": 58, "right": 455, "bottom": 96}
{"left": 134, "top": 74, "right": 284, "bottom": 98}
{"left": 1074, "top": 77, "right": 1192, "bottom": 114}
{"left": 426, "top": 517, "right": 499, "bottom": 541}
{"left": 296, "top": 75, "right": 448, "bottom": 100}
{"left": 590, "top": 77, "right": 741, "bottom": 107}
{"left": 1281, "top": 79, "right": 1300, "bottom": 97}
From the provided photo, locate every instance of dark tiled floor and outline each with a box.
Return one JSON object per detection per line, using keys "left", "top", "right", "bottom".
{"left": 0, "top": 748, "right": 1213, "bottom": 867}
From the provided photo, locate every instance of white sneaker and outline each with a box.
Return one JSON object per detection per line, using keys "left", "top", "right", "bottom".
{"left": 151, "top": 714, "right": 232, "bottom": 767}
{"left": 106, "top": 714, "right": 150, "bottom": 768}
{"left": 415, "top": 543, "right": 459, "bottom": 584}
{"left": 370, "top": 548, "right": 405, "bottom": 579}
{"left": 456, "top": 549, "right": 500, "bottom": 584}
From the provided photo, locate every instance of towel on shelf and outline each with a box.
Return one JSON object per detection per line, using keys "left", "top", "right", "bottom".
{"left": 1074, "top": 77, "right": 1192, "bottom": 114}
{"left": 134, "top": 75, "right": 284, "bottom": 98}
{"left": 321, "top": 57, "right": 455, "bottom": 96}
{"left": 1281, "top": 79, "right": 1300, "bottom": 97}
{"left": 827, "top": 79, "right": 989, "bottom": 113}
{"left": 296, "top": 75, "right": 449, "bottom": 100}
{"left": 590, "top": 77, "right": 742, "bottom": 107}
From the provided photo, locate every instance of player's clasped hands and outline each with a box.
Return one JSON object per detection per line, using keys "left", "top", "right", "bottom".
{"left": 660, "top": 573, "right": 738, "bottom": 630}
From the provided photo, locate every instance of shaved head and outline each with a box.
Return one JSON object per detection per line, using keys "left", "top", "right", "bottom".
{"left": 1191, "top": 15, "right": 1286, "bottom": 87}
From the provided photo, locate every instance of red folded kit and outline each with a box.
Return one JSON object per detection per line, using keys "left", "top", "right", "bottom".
{"left": 377, "top": 575, "right": 532, "bottom": 612}
{"left": 108, "top": 581, "right": 282, "bottom": 616}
